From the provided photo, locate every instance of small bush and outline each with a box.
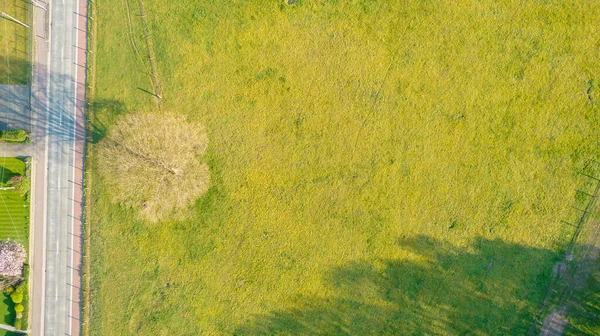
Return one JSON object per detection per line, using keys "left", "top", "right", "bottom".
{"left": 14, "top": 177, "right": 29, "bottom": 199}
{"left": 10, "top": 291, "right": 22, "bottom": 304}
{"left": 14, "top": 281, "right": 26, "bottom": 294}
{"left": 0, "top": 130, "right": 27, "bottom": 143}
{"left": 3, "top": 286, "right": 14, "bottom": 294}
{"left": 7, "top": 175, "right": 30, "bottom": 198}
{"left": 7, "top": 176, "right": 22, "bottom": 186}
{"left": 16, "top": 312, "right": 22, "bottom": 319}
{"left": 14, "top": 319, "right": 21, "bottom": 330}
{"left": 14, "top": 303, "right": 23, "bottom": 313}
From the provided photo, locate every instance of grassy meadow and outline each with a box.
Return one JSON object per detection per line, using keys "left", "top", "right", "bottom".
{"left": 0, "top": 0, "right": 31, "bottom": 84}
{"left": 88, "top": 1, "right": 600, "bottom": 334}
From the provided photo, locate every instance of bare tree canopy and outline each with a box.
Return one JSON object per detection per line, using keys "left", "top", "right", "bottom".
{"left": 98, "top": 113, "right": 210, "bottom": 222}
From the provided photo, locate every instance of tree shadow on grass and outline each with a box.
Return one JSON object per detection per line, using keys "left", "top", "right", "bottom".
{"left": 2, "top": 295, "right": 14, "bottom": 326}
{"left": 0, "top": 167, "right": 18, "bottom": 185}
{"left": 235, "top": 235, "right": 559, "bottom": 335}
{"left": 88, "top": 99, "right": 128, "bottom": 144}
{"left": 0, "top": 55, "right": 31, "bottom": 85}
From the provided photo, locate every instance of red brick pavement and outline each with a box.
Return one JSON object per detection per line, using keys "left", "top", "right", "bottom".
{"left": 70, "top": 1, "right": 88, "bottom": 335}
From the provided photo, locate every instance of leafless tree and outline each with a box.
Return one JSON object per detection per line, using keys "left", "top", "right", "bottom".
{"left": 98, "top": 113, "right": 210, "bottom": 222}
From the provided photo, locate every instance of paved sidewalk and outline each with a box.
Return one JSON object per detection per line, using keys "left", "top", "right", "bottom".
{"left": 28, "top": 0, "right": 49, "bottom": 334}
{"left": 0, "top": 143, "right": 33, "bottom": 157}
{"left": 70, "top": 0, "right": 88, "bottom": 334}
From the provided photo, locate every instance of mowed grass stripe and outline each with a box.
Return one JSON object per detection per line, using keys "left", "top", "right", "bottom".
{"left": 0, "top": 158, "right": 25, "bottom": 184}
{"left": 0, "top": 190, "right": 29, "bottom": 247}
{"left": 0, "top": 158, "right": 29, "bottom": 248}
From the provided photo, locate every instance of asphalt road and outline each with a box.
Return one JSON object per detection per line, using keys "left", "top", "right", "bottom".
{"left": 28, "top": 0, "right": 86, "bottom": 334}
{"left": 44, "top": 0, "right": 77, "bottom": 330}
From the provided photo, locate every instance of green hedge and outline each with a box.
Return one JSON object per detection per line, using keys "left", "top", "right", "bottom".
{"left": 0, "top": 130, "right": 27, "bottom": 143}
{"left": 11, "top": 280, "right": 27, "bottom": 330}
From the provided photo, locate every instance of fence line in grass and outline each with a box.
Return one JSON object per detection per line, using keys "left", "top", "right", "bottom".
{"left": 528, "top": 158, "right": 600, "bottom": 335}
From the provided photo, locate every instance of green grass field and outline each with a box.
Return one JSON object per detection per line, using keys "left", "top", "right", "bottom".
{"left": 88, "top": 1, "right": 600, "bottom": 334}
{"left": 0, "top": 157, "right": 27, "bottom": 248}
{"left": 0, "top": 293, "right": 17, "bottom": 330}
{"left": 0, "top": 157, "right": 23, "bottom": 183}
{"left": 0, "top": 331, "right": 19, "bottom": 336}
{"left": 0, "top": 294, "right": 13, "bottom": 327}
{"left": 0, "top": 157, "right": 28, "bottom": 330}
{"left": 0, "top": 0, "right": 31, "bottom": 84}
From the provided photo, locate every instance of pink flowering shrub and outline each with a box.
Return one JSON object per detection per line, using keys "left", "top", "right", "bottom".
{"left": 0, "top": 240, "right": 26, "bottom": 287}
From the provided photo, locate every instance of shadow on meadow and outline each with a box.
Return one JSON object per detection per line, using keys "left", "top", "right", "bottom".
{"left": 88, "top": 99, "right": 128, "bottom": 144}
{"left": 235, "top": 235, "right": 559, "bottom": 335}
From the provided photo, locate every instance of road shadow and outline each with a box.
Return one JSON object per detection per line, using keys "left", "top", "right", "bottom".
{"left": 0, "top": 53, "right": 130, "bottom": 147}
{"left": 235, "top": 235, "right": 560, "bottom": 335}
{"left": 0, "top": 57, "right": 31, "bottom": 133}
{"left": 0, "top": 63, "right": 128, "bottom": 145}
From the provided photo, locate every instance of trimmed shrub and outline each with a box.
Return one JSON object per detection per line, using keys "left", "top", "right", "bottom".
{"left": 14, "top": 303, "right": 23, "bottom": 313}
{"left": 16, "top": 312, "right": 22, "bottom": 319}
{"left": 7, "top": 176, "right": 22, "bottom": 186}
{"left": 10, "top": 291, "right": 22, "bottom": 304}
{"left": 0, "top": 130, "right": 27, "bottom": 143}
{"left": 14, "top": 319, "right": 21, "bottom": 330}
{"left": 16, "top": 177, "right": 30, "bottom": 199}
{"left": 3, "top": 286, "right": 14, "bottom": 294}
